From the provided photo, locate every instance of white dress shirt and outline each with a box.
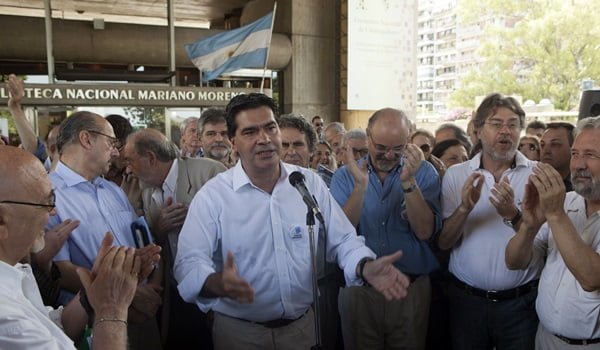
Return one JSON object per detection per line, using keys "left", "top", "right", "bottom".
{"left": 535, "top": 192, "right": 600, "bottom": 339}
{"left": 442, "top": 152, "right": 544, "bottom": 290}
{"left": 151, "top": 158, "right": 179, "bottom": 207}
{"left": 0, "top": 261, "right": 74, "bottom": 350}
{"left": 174, "top": 162, "right": 374, "bottom": 322}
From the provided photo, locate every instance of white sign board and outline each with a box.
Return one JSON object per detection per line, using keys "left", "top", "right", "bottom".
{"left": 347, "top": 0, "right": 417, "bottom": 113}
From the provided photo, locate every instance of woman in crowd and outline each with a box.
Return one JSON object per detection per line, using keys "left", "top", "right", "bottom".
{"left": 518, "top": 135, "right": 541, "bottom": 161}
{"left": 431, "top": 138, "right": 470, "bottom": 170}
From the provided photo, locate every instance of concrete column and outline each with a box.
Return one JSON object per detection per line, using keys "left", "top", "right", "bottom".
{"left": 278, "top": 0, "right": 339, "bottom": 123}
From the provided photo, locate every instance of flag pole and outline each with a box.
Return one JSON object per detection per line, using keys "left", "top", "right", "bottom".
{"left": 260, "top": 2, "right": 277, "bottom": 94}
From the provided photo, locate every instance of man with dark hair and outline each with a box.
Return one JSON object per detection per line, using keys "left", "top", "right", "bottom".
{"left": 526, "top": 120, "right": 547, "bottom": 139}
{"left": 45, "top": 125, "right": 61, "bottom": 172}
{"left": 439, "top": 93, "right": 542, "bottom": 349}
{"left": 540, "top": 122, "right": 575, "bottom": 192}
{"left": 49, "top": 111, "right": 163, "bottom": 349}
{"left": 278, "top": 112, "right": 342, "bottom": 349}
{"left": 278, "top": 113, "right": 317, "bottom": 167}
{"left": 312, "top": 115, "right": 325, "bottom": 140}
{"left": 174, "top": 93, "right": 410, "bottom": 350}
{"left": 435, "top": 123, "right": 472, "bottom": 149}
{"left": 198, "top": 108, "right": 235, "bottom": 168}
{"left": 104, "top": 114, "right": 143, "bottom": 215}
{"left": 331, "top": 108, "right": 441, "bottom": 349}
{"left": 506, "top": 117, "right": 600, "bottom": 349}
{"left": 123, "top": 128, "right": 226, "bottom": 348}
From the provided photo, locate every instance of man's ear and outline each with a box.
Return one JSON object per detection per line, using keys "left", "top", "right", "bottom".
{"left": 79, "top": 130, "right": 94, "bottom": 150}
{"left": 231, "top": 136, "right": 237, "bottom": 153}
{"left": 146, "top": 151, "right": 157, "bottom": 165}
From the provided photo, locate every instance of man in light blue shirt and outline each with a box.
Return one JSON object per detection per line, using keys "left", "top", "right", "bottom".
{"left": 330, "top": 108, "right": 442, "bottom": 349}
{"left": 48, "top": 111, "right": 162, "bottom": 349}
{"left": 174, "top": 93, "right": 411, "bottom": 350}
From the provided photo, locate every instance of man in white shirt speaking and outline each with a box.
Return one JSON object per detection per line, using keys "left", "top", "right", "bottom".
{"left": 174, "top": 93, "right": 411, "bottom": 350}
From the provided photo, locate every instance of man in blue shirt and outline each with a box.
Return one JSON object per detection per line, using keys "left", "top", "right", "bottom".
{"left": 48, "top": 111, "right": 162, "bottom": 350}
{"left": 330, "top": 108, "right": 442, "bottom": 349}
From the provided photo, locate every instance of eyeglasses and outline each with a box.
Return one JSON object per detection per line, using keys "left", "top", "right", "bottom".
{"left": 352, "top": 148, "right": 369, "bottom": 158}
{"left": 88, "top": 130, "right": 120, "bottom": 149}
{"left": 418, "top": 144, "right": 431, "bottom": 153}
{"left": 518, "top": 143, "right": 537, "bottom": 151}
{"left": 0, "top": 190, "right": 56, "bottom": 212}
{"left": 485, "top": 120, "right": 520, "bottom": 132}
{"left": 369, "top": 135, "right": 406, "bottom": 156}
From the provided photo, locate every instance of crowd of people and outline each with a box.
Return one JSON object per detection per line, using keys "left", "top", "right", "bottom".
{"left": 1, "top": 72, "right": 599, "bottom": 350}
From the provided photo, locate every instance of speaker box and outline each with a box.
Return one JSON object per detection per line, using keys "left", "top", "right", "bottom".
{"left": 578, "top": 89, "right": 600, "bottom": 120}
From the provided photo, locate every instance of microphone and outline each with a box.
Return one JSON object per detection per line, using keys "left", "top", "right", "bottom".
{"left": 289, "top": 171, "right": 325, "bottom": 223}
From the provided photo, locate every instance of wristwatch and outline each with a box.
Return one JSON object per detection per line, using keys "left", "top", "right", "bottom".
{"left": 357, "top": 257, "right": 374, "bottom": 285}
{"left": 402, "top": 182, "right": 418, "bottom": 193}
{"left": 503, "top": 209, "right": 522, "bottom": 228}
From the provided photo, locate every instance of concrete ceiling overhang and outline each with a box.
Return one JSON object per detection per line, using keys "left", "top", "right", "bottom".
{"left": 0, "top": 0, "right": 292, "bottom": 77}
{"left": 0, "top": 0, "right": 252, "bottom": 28}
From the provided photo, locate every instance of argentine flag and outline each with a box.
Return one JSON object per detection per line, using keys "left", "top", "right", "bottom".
{"left": 185, "top": 11, "right": 274, "bottom": 82}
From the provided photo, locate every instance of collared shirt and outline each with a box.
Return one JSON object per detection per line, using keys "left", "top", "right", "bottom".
{"left": 174, "top": 161, "right": 375, "bottom": 322}
{"left": 330, "top": 157, "right": 442, "bottom": 275}
{"left": 442, "top": 151, "right": 544, "bottom": 290}
{"left": 0, "top": 261, "right": 74, "bottom": 350}
{"left": 49, "top": 161, "right": 138, "bottom": 269}
{"left": 535, "top": 192, "right": 600, "bottom": 339}
{"left": 151, "top": 159, "right": 179, "bottom": 206}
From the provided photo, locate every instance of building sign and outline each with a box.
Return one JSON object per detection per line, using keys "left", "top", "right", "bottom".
{"left": 347, "top": 0, "right": 417, "bottom": 113}
{"left": 0, "top": 83, "right": 271, "bottom": 107}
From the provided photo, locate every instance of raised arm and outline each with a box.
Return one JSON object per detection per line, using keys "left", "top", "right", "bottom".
{"left": 533, "top": 163, "right": 600, "bottom": 291}
{"left": 438, "top": 172, "right": 483, "bottom": 250}
{"left": 400, "top": 144, "right": 437, "bottom": 240}
{"left": 7, "top": 74, "right": 42, "bottom": 156}
{"left": 338, "top": 144, "right": 368, "bottom": 226}
{"left": 505, "top": 178, "right": 546, "bottom": 269}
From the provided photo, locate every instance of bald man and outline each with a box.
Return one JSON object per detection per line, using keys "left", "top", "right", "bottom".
{"left": 0, "top": 146, "right": 142, "bottom": 349}
{"left": 123, "top": 128, "right": 225, "bottom": 348}
{"left": 331, "top": 108, "right": 441, "bottom": 349}
{"left": 48, "top": 111, "right": 163, "bottom": 349}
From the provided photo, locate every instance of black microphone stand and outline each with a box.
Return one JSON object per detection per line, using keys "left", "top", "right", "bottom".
{"left": 306, "top": 204, "right": 322, "bottom": 350}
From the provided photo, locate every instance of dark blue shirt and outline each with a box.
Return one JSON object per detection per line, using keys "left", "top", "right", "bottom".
{"left": 330, "top": 157, "right": 442, "bottom": 275}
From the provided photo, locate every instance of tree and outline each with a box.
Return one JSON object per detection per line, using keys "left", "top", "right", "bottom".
{"left": 124, "top": 107, "right": 166, "bottom": 131}
{"left": 450, "top": 0, "right": 600, "bottom": 111}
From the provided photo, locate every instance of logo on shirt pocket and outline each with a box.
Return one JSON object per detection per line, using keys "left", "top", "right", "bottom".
{"left": 290, "top": 225, "right": 303, "bottom": 240}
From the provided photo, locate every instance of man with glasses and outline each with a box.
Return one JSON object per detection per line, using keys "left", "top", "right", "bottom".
{"left": 330, "top": 108, "right": 442, "bottom": 349}
{"left": 438, "top": 93, "right": 542, "bottom": 349}
{"left": 48, "top": 111, "right": 163, "bottom": 350}
{"left": 0, "top": 146, "right": 146, "bottom": 349}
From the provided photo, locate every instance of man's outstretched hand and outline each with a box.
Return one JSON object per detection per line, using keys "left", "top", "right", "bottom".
{"left": 362, "top": 251, "right": 411, "bottom": 300}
